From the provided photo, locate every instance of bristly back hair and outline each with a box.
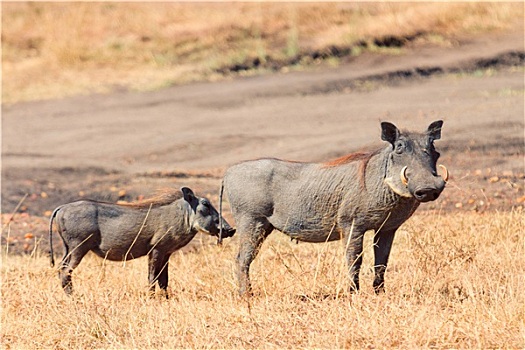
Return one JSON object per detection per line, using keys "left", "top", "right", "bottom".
{"left": 322, "top": 149, "right": 382, "bottom": 188}
{"left": 322, "top": 151, "right": 377, "bottom": 168}
{"left": 117, "top": 188, "right": 182, "bottom": 209}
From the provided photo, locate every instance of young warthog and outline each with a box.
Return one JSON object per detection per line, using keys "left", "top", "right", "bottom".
{"left": 49, "top": 187, "right": 235, "bottom": 296}
{"left": 221, "top": 121, "right": 448, "bottom": 296}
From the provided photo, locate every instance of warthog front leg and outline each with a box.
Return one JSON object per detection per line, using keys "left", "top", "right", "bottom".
{"left": 236, "top": 219, "right": 273, "bottom": 297}
{"left": 345, "top": 228, "right": 365, "bottom": 293}
{"left": 148, "top": 249, "right": 170, "bottom": 298}
{"left": 373, "top": 229, "right": 396, "bottom": 293}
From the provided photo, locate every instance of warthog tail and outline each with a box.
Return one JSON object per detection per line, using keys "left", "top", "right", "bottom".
{"left": 48, "top": 206, "right": 62, "bottom": 267}
{"left": 218, "top": 180, "right": 224, "bottom": 246}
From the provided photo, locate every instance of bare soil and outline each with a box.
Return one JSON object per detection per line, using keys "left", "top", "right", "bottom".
{"left": 2, "top": 29, "right": 524, "bottom": 255}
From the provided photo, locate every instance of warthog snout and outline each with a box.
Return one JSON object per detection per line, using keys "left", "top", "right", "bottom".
{"left": 403, "top": 164, "right": 448, "bottom": 202}
{"left": 210, "top": 221, "right": 236, "bottom": 237}
{"left": 413, "top": 182, "right": 445, "bottom": 202}
{"left": 221, "top": 227, "right": 236, "bottom": 238}
{"left": 406, "top": 172, "right": 446, "bottom": 203}
{"left": 217, "top": 223, "right": 236, "bottom": 243}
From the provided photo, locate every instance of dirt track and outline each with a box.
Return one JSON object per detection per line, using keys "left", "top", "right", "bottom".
{"left": 1, "top": 30, "right": 524, "bottom": 253}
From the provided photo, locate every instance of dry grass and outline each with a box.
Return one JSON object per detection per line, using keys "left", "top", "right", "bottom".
{"left": 2, "top": 2, "right": 523, "bottom": 104}
{"left": 2, "top": 211, "right": 523, "bottom": 348}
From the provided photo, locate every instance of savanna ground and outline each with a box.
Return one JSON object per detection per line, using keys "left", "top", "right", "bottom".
{"left": 2, "top": 3, "right": 524, "bottom": 349}
{"left": 2, "top": 213, "right": 524, "bottom": 348}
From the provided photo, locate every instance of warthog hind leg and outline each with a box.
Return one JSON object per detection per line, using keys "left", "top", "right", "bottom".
{"left": 59, "top": 241, "right": 90, "bottom": 295}
{"left": 236, "top": 219, "right": 273, "bottom": 297}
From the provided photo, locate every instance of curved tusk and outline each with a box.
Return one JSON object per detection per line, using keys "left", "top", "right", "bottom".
{"left": 400, "top": 166, "right": 408, "bottom": 186}
{"left": 439, "top": 164, "right": 449, "bottom": 182}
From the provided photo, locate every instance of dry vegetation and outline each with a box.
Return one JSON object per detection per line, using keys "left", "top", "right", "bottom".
{"left": 2, "top": 3, "right": 524, "bottom": 349}
{"left": 2, "top": 2, "right": 523, "bottom": 103}
{"left": 2, "top": 211, "right": 523, "bottom": 348}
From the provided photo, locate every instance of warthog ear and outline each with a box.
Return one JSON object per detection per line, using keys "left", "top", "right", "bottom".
{"left": 381, "top": 121, "right": 400, "bottom": 145}
{"left": 181, "top": 187, "right": 196, "bottom": 203}
{"left": 427, "top": 120, "right": 443, "bottom": 141}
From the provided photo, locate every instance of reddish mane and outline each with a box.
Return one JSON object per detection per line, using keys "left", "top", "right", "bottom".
{"left": 322, "top": 149, "right": 381, "bottom": 188}
{"left": 322, "top": 152, "right": 374, "bottom": 167}
{"left": 117, "top": 188, "right": 182, "bottom": 209}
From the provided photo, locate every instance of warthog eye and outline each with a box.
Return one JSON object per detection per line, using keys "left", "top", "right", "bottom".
{"left": 394, "top": 141, "right": 404, "bottom": 154}
{"left": 198, "top": 199, "right": 211, "bottom": 215}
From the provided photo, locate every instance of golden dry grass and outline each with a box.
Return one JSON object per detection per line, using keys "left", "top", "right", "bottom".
{"left": 2, "top": 211, "right": 523, "bottom": 348}
{"left": 2, "top": 2, "right": 523, "bottom": 104}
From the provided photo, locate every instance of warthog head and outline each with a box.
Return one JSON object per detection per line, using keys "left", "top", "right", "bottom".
{"left": 181, "top": 187, "right": 236, "bottom": 237}
{"left": 382, "top": 120, "right": 448, "bottom": 202}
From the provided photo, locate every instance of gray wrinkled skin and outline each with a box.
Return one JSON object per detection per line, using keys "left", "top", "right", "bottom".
{"left": 49, "top": 187, "right": 235, "bottom": 297}
{"left": 223, "top": 121, "right": 446, "bottom": 296}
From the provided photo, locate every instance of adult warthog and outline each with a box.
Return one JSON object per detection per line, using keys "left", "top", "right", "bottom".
{"left": 221, "top": 121, "right": 448, "bottom": 296}
{"left": 49, "top": 187, "right": 235, "bottom": 296}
